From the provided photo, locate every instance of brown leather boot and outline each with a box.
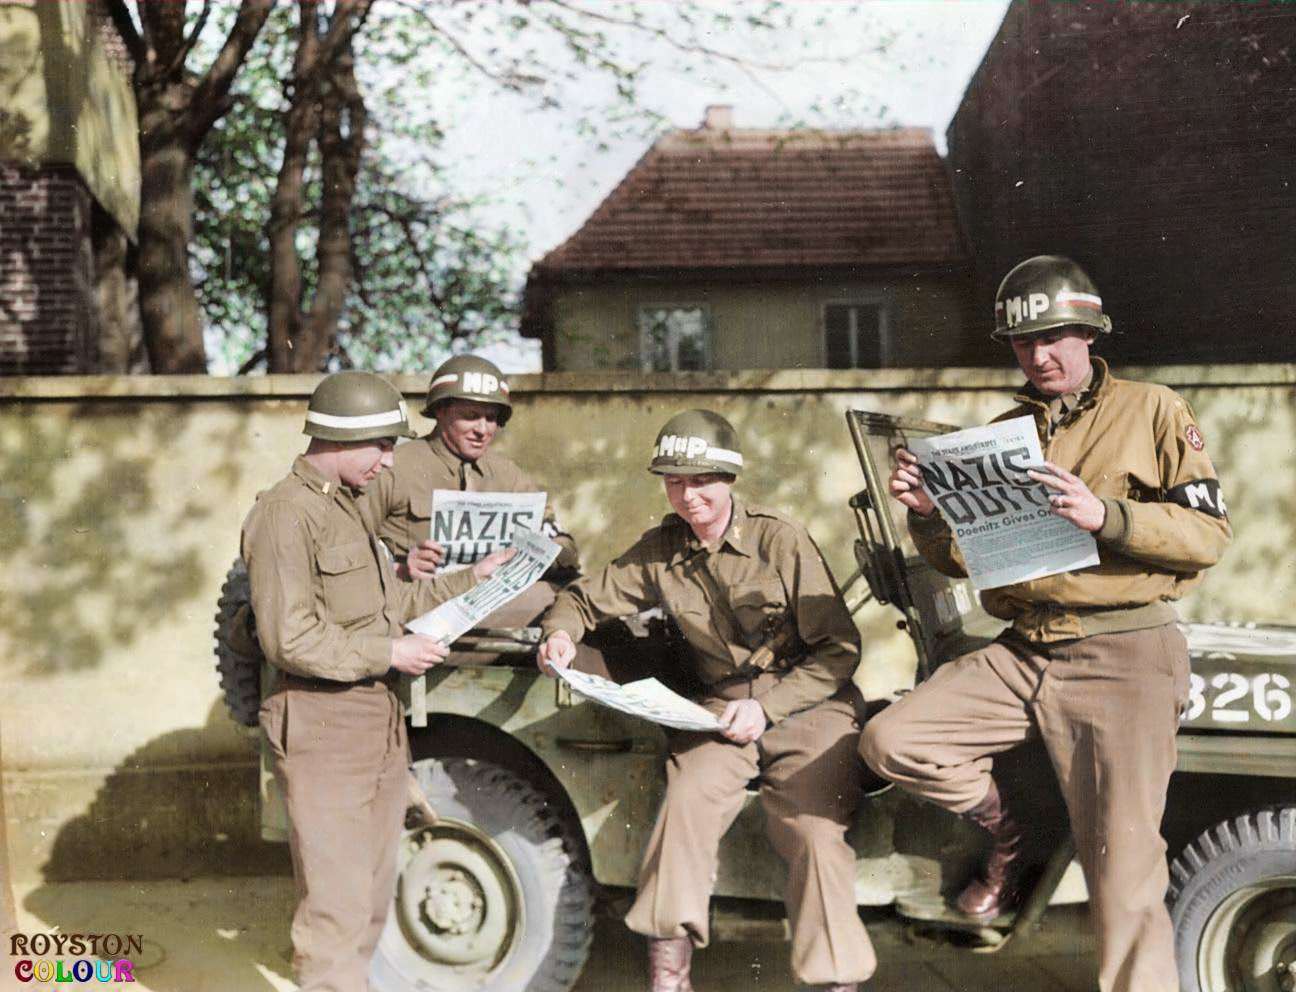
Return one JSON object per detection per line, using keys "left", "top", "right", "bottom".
{"left": 647, "top": 936, "right": 694, "bottom": 992}
{"left": 953, "top": 780, "right": 1026, "bottom": 923}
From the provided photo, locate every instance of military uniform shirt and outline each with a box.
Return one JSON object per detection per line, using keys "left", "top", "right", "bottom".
{"left": 909, "top": 357, "right": 1231, "bottom": 641}
{"left": 361, "top": 433, "right": 579, "bottom": 570}
{"left": 242, "top": 456, "right": 476, "bottom": 682}
{"left": 541, "top": 499, "right": 861, "bottom": 724}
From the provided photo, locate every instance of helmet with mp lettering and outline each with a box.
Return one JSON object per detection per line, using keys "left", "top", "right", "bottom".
{"left": 648, "top": 409, "right": 743, "bottom": 477}
{"left": 423, "top": 354, "right": 512, "bottom": 426}
{"left": 991, "top": 255, "right": 1113, "bottom": 341}
{"left": 304, "top": 371, "right": 416, "bottom": 442}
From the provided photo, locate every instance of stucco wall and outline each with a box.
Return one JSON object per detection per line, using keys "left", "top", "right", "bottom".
{"left": 546, "top": 270, "right": 979, "bottom": 371}
{"left": 0, "top": 366, "right": 1288, "bottom": 882}
{"left": 0, "top": 0, "right": 139, "bottom": 235}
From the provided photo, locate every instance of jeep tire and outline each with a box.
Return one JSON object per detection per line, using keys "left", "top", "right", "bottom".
{"left": 213, "top": 557, "right": 262, "bottom": 728}
{"left": 1168, "top": 807, "right": 1296, "bottom": 992}
{"left": 371, "top": 757, "right": 594, "bottom": 992}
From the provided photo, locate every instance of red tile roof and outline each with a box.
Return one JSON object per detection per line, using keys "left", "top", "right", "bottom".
{"left": 535, "top": 126, "right": 967, "bottom": 274}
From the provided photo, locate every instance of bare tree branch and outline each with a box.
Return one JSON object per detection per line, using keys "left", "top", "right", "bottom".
{"left": 189, "top": 0, "right": 278, "bottom": 141}
{"left": 541, "top": 0, "right": 792, "bottom": 72}
{"left": 307, "top": 0, "right": 377, "bottom": 85}
{"left": 386, "top": 0, "right": 546, "bottom": 90}
{"left": 236, "top": 347, "right": 268, "bottom": 374}
{"left": 158, "top": 0, "right": 213, "bottom": 83}
{"left": 104, "top": 0, "right": 146, "bottom": 67}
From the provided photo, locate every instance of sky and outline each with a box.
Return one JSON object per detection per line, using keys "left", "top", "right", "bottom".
{"left": 430, "top": 1, "right": 1011, "bottom": 262}
{"left": 411, "top": 0, "right": 1012, "bottom": 370}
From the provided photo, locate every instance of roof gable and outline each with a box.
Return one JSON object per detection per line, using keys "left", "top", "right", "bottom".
{"left": 536, "top": 126, "right": 967, "bottom": 273}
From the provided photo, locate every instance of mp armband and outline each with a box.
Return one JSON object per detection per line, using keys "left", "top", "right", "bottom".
{"left": 1165, "top": 479, "right": 1228, "bottom": 519}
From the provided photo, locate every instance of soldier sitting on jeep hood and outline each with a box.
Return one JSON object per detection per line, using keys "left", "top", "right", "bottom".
{"left": 536, "top": 409, "right": 876, "bottom": 992}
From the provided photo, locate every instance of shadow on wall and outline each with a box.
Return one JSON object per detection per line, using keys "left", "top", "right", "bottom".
{"left": 506, "top": 371, "right": 874, "bottom": 571}
{"left": 36, "top": 701, "right": 288, "bottom": 884}
{"left": 0, "top": 401, "right": 252, "bottom": 676}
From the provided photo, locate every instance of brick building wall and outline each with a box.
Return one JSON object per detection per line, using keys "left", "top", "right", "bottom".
{"left": 947, "top": 1, "right": 1296, "bottom": 365}
{"left": 0, "top": 164, "right": 95, "bottom": 373}
{"left": 0, "top": 0, "right": 137, "bottom": 375}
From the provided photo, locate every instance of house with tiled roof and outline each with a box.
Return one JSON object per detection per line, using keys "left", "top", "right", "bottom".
{"left": 520, "top": 107, "right": 980, "bottom": 372}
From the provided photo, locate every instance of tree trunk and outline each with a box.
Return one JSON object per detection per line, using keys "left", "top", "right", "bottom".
{"left": 299, "top": 40, "right": 365, "bottom": 371}
{"left": 266, "top": 0, "right": 320, "bottom": 373}
{"left": 136, "top": 82, "right": 206, "bottom": 373}
{"left": 128, "top": 0, "right": 276, "bottom": 374}
{"left": 266, "top": 0, "right": 372, "bottom": 373}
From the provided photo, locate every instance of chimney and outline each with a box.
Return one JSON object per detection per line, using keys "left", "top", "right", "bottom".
{"left": 702, "top": 105, "right": 734, "bottom": 130}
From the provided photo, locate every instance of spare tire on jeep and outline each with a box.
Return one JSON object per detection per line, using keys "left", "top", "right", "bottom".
{"left": 213, "top": 557, "right": 262, "bottom": 728}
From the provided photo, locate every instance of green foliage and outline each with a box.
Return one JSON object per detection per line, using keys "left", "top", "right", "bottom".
{"left": 189, "top": 1, "right": 897, "bottom": 373}
{"left": 194, "top": 3, "right": 523, "bottom": 374}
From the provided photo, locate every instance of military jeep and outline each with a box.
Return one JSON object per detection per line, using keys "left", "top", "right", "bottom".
{"left": 215, "top": 409, "right": 1296, "bottom": 992}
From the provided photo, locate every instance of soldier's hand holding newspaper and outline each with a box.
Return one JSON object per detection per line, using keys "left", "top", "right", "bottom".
{"left": 470, "top": 546, "right": 517, "bottom": 580}
{"left": 405, "top": 540, "right": 447, "bottom": 579}
{"left": 390, "top": 634, "right": 450, "bottom": 676}
{"left": 537, "top": 630, "right": 576, "bottom": 675}
{"left": 889, "top": 448, "right": 936, "bottom": 517}
{"left": 1028, "top": 461, "right": 1106, "bottom": 532}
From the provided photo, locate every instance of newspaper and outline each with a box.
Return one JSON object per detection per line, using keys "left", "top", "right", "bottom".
{"left": 555, "top": 666, "right": 722, "bottom": 733}
{"left": 406, "top": 525, "right": 560, "bottom": 643}
{"left": 909, "top": 415, "right": 1099, "bottom": 590}
{"left": 431, "top": 489, "right": 547, "bottom": 572}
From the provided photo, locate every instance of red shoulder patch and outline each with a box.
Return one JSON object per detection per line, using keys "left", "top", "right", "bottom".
{"left": 1185, "top": 424, "right": 1205, "bottom": 451}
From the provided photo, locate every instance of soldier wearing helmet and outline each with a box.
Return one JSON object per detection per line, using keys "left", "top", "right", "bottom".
{"left": 863, "top": 256, "right": 1231, "bottom": 992}
{"left": 242, "top": 371, "right": 513, "bottom": 991}
{"left": 536, "top": 410, "right": 878, "bottom": 992}
{"left": 362, "top": 354, "right": 589, "bottom": 665}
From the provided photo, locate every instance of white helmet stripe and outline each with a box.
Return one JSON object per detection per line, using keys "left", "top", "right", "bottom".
{"left": 429, "top": 373, "right": 459, "bottom": 389}
{"left": 305, "top": 406, "right": 406, "bottom": 429}
{"left": 706, "top": 446, "right": 743, "bottom": 467}
{"left": 1056, "top": 291, "right": 1102, "bottom": 307}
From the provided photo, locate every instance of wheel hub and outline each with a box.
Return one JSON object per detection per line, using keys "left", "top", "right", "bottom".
{"left": 395, "top": 824, "right": 521, "bottom": 970}
{"left": 424, "top": 867, "right": 485, "bottom": 935}
{"left": 1198, "top": 876, "right": 1296, "bottom": 991}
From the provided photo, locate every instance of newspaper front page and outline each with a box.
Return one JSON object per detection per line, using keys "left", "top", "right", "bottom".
{"left": 430, "top": 489, "right": 547, "bottom": 572}
{"left": 406, "top": 525, "right": 560, "bottom": 643}
{"left": 555, "top": 667, "right": 722, "bottom": 733}
{"left": 909, "top": 415, "right": 1099, "bottom": 590}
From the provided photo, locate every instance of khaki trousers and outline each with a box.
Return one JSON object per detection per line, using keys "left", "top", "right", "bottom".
{"left": 626, "top": 690, "right": 877, "bottom": 986}
{"left": 261, "top": 680, "right": 409, "bottom": 992}
{"left": 859, "top": 624, "right": 1190, "bottom": 992}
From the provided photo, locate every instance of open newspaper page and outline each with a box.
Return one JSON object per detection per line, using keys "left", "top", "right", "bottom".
{"left": 431, "top": 489, "right": 547, "bottom": 573}
{"left": 406, "top": 526, "right": 560, "bottom": 643}
{"left": 909, "top": 415, "right": 1099, "bottom": 590}
{"left": 555, "top": 667, "right": 722, "bottom": 733}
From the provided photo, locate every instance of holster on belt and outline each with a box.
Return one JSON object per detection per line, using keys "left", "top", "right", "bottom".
{"left": 704, "top": 613, "right": 805, "bottom": 696}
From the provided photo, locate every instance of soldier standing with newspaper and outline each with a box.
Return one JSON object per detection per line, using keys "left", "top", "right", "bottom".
{"left": 860, "top": 256, "right": 1231, "bottom": 992}
{"left": 536, "top": 410, "right": 875, "bottom": 992}
{"left": 244, "top": 372, "right": 512, "bottom": 991}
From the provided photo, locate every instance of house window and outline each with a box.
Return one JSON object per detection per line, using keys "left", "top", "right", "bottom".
{"left": 824, "top": 302, "right": 890, "bottom": 369}
{"left": 639, "top": 305, "right": 711, "bottom": 372}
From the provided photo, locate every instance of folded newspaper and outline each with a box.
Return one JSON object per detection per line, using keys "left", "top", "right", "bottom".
{"left": 430, "top": 489, "right": 547, "bottom": 573}
{"left": 909, "top": 415, "right": 1099, "bottom": 590}
{"left": 406, "top": 525, "right": 560, "bottom": 643}
{"left": 555, "top": 667, "right": 722, "bottom": 733}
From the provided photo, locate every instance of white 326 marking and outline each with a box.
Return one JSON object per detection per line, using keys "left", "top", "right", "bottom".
{"left": 1184, "top": 671, "right": 1293, "bottom": 723}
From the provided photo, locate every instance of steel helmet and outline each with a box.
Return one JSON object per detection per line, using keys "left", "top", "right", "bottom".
{"left": 991, "top": 255, "right": 1113, "bottom": 341}
{"left": 648, "top": 409, "right": 743, "bottom": 477}
{"left": 304, "top": 371, "right": 416, "bottom": 442}
{"left": 423, "top": 354, "right": 512, "bottom": 425}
